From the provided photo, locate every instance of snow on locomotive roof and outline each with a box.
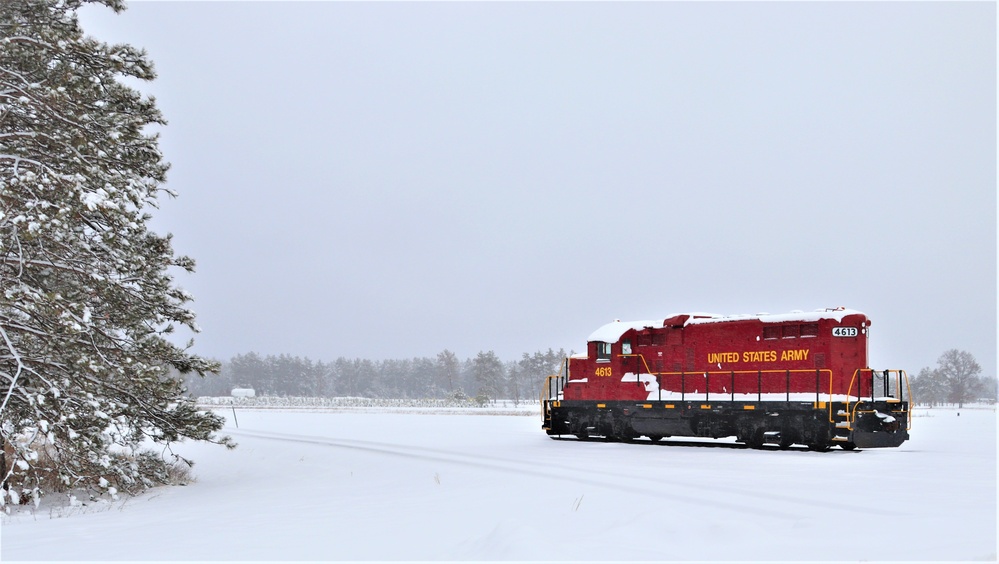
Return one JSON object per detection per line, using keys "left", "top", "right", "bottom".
{"left": 587, "top": 319, "right": 668, "bottom": 344}
{"left": 587, "top": 308, "right": 865, "bottom": 343}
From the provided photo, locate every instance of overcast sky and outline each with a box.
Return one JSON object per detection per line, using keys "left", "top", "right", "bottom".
{"left": 77, "top": 1, "right": 996, "bottom": 377}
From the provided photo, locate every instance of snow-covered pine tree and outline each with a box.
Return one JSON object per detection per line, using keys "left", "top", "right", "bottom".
{"left": 0, "top": 0, "right": 231, "bottom": 507}
{"left": 471, "top": 350, "right": 504, "bottom": 401}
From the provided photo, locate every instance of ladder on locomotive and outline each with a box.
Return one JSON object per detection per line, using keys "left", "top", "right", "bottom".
{"left": 540, "top": 360, "right": 569, "bottom": 430}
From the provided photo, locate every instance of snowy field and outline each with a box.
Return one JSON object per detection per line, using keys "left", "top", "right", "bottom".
{"left": 2, "top": 406, "right": 996, "bottom": 562}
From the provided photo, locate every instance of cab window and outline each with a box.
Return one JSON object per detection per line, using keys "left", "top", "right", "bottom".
{"left": 596, "top": 342, "right": 612, "bottom": 362}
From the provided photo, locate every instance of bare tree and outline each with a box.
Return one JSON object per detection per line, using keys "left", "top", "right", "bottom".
{"left": 935, "top": 349, "right": 985, "bottom": 408}
{"left": 436, "top": 349, "right": 460, "bottom": 397}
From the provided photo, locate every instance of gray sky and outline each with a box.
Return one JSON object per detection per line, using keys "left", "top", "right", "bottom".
{"left": 78, "top": 1, "right": 996, "bottom": 377}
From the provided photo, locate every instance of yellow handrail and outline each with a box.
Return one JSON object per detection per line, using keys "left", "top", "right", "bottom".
{"left": 618, "top": 353, "right": 832, "bottom": 379}
{"left": 617, "top": 353, "right": 833, "bottom": 402}
{"left": 885, "top": 368, "right": 914, "bottom": 431}
{"left": 540, "top": 375, "right": 555, "bottom": 419}
{"left": 541, "top": 358, "right": 573, "bottom": 421}
{"left": 576, "top": 354, "right": 913, "bottom": 433}
{"left": 623, "top": 353, "right": 656, "bottom": 375}
{"left": 903, "top": 370, "right": 913, "bottom": 430}
{"left": 843, "top": 369, "right": 912, "bottom": 430}
{"left": 845, "top": 369, "right": 859, "bottom": 423}
{"left": 829, "top": 368, "right": 836, "bottom": 422}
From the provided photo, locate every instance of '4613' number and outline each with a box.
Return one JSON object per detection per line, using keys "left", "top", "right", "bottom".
{"left": 832, "top": 327, "right": 858, "bottom": 337}
{"left": 595, "top": 366, "right": 613, "bottom": 377}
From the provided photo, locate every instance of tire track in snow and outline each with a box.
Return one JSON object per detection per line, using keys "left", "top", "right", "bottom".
{"left": 228, "top": 428, "right": 894, "bottom": 519}
{"left": 547, "top": 437, "right": 898, "bottom": 517}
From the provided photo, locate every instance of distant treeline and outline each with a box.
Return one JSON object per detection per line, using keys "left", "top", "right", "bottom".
{"left": 182, "top": 349, "right": 568, "bottom": 404}
{"left": 908, "top": 349, "right": 997, "bottom": 408}
{"left": 183, "top": 348, "right": 996, "bottom": 407}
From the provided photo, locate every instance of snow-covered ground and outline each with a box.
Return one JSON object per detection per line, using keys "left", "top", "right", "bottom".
{"left": 2, "top": 406, "right": 995, "bottom": 561}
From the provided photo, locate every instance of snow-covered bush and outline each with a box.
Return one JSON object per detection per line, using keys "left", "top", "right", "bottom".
{"left": 0, "top": 430, "right": 192, "bottom": 511}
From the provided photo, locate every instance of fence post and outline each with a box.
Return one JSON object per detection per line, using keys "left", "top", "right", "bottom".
{"left": 230, "top": 400, "right": 239, "bottom": 429}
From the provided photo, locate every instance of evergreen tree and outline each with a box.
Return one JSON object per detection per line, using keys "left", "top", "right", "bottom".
{"left": 0, "top": 0, "right": 230, "bottom": 506}
{"left": 910, "top": 366, "right": 946, "bottom": 406}
{"left": 228, "top": 352, "right": 266, "bottom": 393}
{"left": 513, "top": 348, "right": 566, "bottom": 404}
{"left": 186, "top": 359, "right": 229, "bottom": 397}
{"left": 471, "top": 350, "right": 504, "bottom": 400}
{"left": 411, "top": 356, "right": 437, "bottom": 398}
{"left": 507, "top": 360, "right": 525, "bottom": 406}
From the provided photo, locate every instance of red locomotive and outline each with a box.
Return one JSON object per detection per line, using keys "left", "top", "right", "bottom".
{"left": 542, "top": 308, "right": 911, "bottom": 450}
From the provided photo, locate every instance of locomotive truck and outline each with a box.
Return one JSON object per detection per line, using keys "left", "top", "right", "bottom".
{"left": 542, "top": 308, "right": 911, "bottom": 450}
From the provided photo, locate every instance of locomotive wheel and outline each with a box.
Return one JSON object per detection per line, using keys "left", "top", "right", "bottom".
{"left": 647, "top": 435, "right": 663, "bottom": 443}
{"left": 778, "top": 435, "right": 794, "bottom": 450}
{"left": 839, "top": 442, "right": 858, "bottom": 451}
{"left": 808, "top": 441, "right": 831, "bottom": 452}
{"left": 745, "top": 428, "right": 766, "bottom": 449}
